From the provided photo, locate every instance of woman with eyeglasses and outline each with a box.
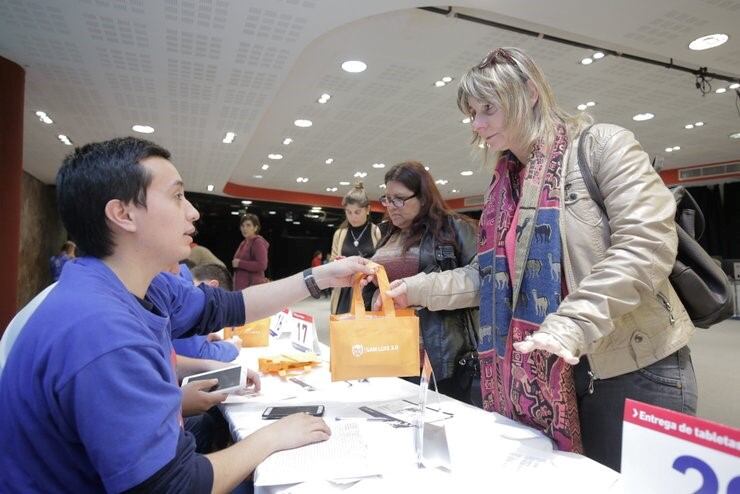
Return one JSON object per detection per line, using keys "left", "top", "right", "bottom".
{"left": 370, "top": 161, "right": 479, "bottom": 405}
{"left": 381, "top": 48, "right": 696, "bottom": 471}
{"left": 330, "top": 182, "right": 382, "bottom": 314}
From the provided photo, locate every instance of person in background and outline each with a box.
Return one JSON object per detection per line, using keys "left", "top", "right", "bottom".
{"left": 330, "top": 182, "right": 382, "bottom": 314}
{"left": 369, "top": 161, "right": 479, "bottom": 404}
{"left": 311, "top": 250, "right": 323, "bottom": 269}
{"left": 381, "top": 47, "right": 696, "bottom": 471}
{"left": 49, "top": 241, "right": 76, "bottom": 282}
{"left": 232, "top": 213, "right": 269, "bottom": 290}
{"left": 0, "top": 136, "right": 374, "bottom": 493}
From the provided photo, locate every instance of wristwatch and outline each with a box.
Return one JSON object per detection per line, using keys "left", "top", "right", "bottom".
{"left": 302, "top": 268, "right": 321, "bottom": 299}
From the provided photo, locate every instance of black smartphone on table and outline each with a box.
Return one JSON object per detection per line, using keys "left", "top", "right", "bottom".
{"left": 261, "top": 405, "right": 325, "bottom": 420}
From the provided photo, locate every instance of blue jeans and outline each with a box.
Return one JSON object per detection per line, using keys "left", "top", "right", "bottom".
{"left": 574, "top": 346, "right": 698, "bottom": 472}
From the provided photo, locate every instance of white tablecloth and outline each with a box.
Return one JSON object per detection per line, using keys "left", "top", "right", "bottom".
{"left": 220, "top": 345, "right": 622, "bottom": 493}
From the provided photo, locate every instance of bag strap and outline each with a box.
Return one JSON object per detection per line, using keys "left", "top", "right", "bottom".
{"left": 576, "top": 124, "right": 608, "bottom": 216}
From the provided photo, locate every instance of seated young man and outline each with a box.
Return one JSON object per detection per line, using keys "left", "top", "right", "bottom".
{"left": 0, "top": 137, "right": 374, "bottom": 493}
{"left": 171, "top": 263, "right": 243, "bottom": 362}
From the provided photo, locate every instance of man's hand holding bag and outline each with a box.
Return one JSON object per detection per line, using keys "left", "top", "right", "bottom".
{"left": 329, "top": 265, "right": 420, "bottom": 381}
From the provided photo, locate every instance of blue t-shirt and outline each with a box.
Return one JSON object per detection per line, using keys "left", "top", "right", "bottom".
{"left": 0, "top": 257, "right": 244, "bottom": 493}
{"left": 49, "top": 253, "right": 72, "bottom": 281}
{"left": 172, "top": 335, "right": 239, "bottom": 362}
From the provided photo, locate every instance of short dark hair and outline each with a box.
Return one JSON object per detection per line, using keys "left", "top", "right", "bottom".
{"left": 56, "top": 137, "right": 170, "bottom": 258}
{"left": 191, "top": 263, "right": 233, "bottom": 291}
{"left": 240, "top": 213, "right": 261, "bottom": 231}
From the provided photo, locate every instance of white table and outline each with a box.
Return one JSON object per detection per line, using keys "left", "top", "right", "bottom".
{"left": 220, "top": 345, "right": 622, "bottom": 493}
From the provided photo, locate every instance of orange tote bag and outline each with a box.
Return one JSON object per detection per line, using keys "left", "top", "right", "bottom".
{"left": 329, "top": 265, "right": 420, "bottom": 381}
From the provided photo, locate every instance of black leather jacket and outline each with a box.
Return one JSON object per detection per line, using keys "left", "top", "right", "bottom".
{"left": 369, "top": 216, "right": 479, "bottom": 381}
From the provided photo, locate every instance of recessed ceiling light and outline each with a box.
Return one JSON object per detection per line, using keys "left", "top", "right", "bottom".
{"left": 268, "top": 153, "right": 283, "bottom": 160}
{"left": 317, "top": 93, "right": 331, "bottom": 104}
{"left": 379, "top": 184, "right": 386, "bottom": 189}
{"left": 441, "top": 76, "right": 453, "bottom": 83}
{"left": 282, "top": 137, "right": 293, "bottom": 145}
{"left": 478, "top": 142, "right": 486, "bottom": 148}
{"left": 688, "top": 33, "right": 729, "bottom": 51}
{"left": 424, "top": 166, "right": 430, "bottom": 171}
{"left": 729, "top": 132, "right": 740, "bottom": 139}
{"left": 577, "top": 104, "right": 588, "bottom": 111}
{"left": 452, "top": 189, "right": 459, "bottom": 193}
{"left": 268, "top": 210, "right": 277, "bottom": 215}
{"left": 580, "top": 57, "right": 593, "bottom": 65}
{"left": 132, "top": 124, "right": 154, "bottom": 134}
{"left": 435, "top": 179, "right": 448, "bottom": 185}
{"left": 673, "top": 146, "right": 680, "bottom": 151}
{"left": 665, "top": 147, "right": 673, "bottom": 153}
{"left": 222, "top": 131, "right": 236, "bottom": 144}
{"left": 294, "top": 119, "right": 312, "bottom": 128}
{"left": 295, "top": 177, "right": 309, "bottom": 183}
{"left": 326, "top": 187, "right": 338, "bottom": 192}
{"left": 685, "top": 124, "right": 694, "bottom": 129}
{"left": 325, "top": 158, "right": 334, "bottom": 164}
{"left": 35, "top": 111, "right": 53, "bottom": 124}
{"left": 339, "top": 181, "right": 350, "bottom": 186}
{"left": 261, "top": 164, "right": 269, "bottom": 170}
{"left": 253, "top": 174, "right": 263, "bottom": 179}
{"left": 57, "top": 134, "right": 72, "bottom": 145}
{"left": 695, "top": 121, "right": 704, "bottom": 126}
{"left": 354, "top": 171, "right": 367, "bottom": 178}
{"left": 460, "top": 171, "right": 473, "bottom": 176}
{"left": 632, "top": 113, "right": 654, "bottom": 121}
{"left": 461, "top": 117, "right": 471, "bottom": 124}
{"left": 372, "top": 163, "right": 385, "bottom": 169}
{"left": 341, "top": 60, "right": 367, "bottom": 73}
{"left": 434, "top": 80, "right": 446, "bottom": 87}
{"left": 592, "top": 51, "right": 605, "bottom": 59}
{"left": 715, "top": 87, "right": 727, "bottom": 94}
{"left": 231, "top": 211, "right": 240, "bottom": 216}
{"left": 586, "top": 101, "right": 596, "bottom": 107}
{"left": 293, "top": 221, "right": 301, "bottom": 225}
{"left": 729, "top": 83, "right": 740, "bottom": 89}
{"left": 241, "top": 200, "right": 252, "bottom": 205}
{"left": 207, "top": 184, "right": 215, "bottom": 192}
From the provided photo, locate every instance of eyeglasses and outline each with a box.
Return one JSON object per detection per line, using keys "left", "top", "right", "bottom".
{"left": 477, "top": 48, "right": 516, "bottom": 70}
{"left": 379, "top": 194, "right": 417, "bottom": 208}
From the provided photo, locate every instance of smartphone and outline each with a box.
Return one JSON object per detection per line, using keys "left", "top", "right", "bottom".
{"left": 261, "top": 405, "right": 325, "bottom": 420}
{"left": 181, "top": 364, "right": 242, "bottom": 393}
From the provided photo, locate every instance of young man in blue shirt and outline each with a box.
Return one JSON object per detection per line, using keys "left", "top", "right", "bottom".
{"left": 0, "top": 137, "right": 374, "bottom": 493}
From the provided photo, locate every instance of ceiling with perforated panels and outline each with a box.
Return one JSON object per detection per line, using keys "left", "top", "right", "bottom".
{"left": 1, "top": 0, "right": 738, "bottom": 203}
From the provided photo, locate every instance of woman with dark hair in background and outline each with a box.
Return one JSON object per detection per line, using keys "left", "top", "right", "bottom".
{"left": 232, "top": 213, "right": 269, "bottom": 290}
{"left": 370, "top": 161, "right": 479, "bottom": 404}
{"left": 49, "top": 241, "right": 77, "bottom": 282}
{"left": 330, "top": 182, "right": 381, "bottom": 314}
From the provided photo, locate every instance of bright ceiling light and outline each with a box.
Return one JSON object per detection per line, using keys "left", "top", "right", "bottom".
{"left": 57, "top": 134, "right": 72, "bottom": 145}
{"left": 35, "top": 111, "right": 53, "bottom": 124}
{"left": 241, "top": 200, "right": 252, "bottom": 205}
{"left": 695, "top": 121, "right": 704, "bottom": 126}
{"left": 282, "top": 137, "right": 293, "bottom": 145}
{"left": 339, "top": 181, "right": 350, "bottom": 186}
{"left": 424, "top": 166, "right": 430, "bottom": 171}
{"left": 231, "top": 211, "right": 240, "bottom": 216}
{"left": 441, "top": 76, "right": 453, "bottom": 83}
{"left": 296, "top": 177, "right": 309, "bottom": 183}
{"left": 729, "top": 132, "right": 740, "bottom": 139}
{"left": 434, "top": 80, "right": 446, "bottom": 87}
{"left": 341, "top": 60, "right": 367, "bottom": 73}
{"left": 452, "top": 189, "right": 459, "bottom": 193}
{"left": 222, "top": 131, "right": 236, "bottom": 144}
{"left": 294, "top": 119, "right": 312, "bottom": 128}
{"left": 268, "top": 153, "right": 283, "bottom": 160}
{"left": 715, "top": 87, "right": 727, "bottom": 94}
{"left": 688, "top": 33, "right": 729, "bottom": 51}
{"left": 665, "top": 147, "right": 673, "bottom": 153}
{"left": 268, "top": 211, "right": 277, "bottom": 215}
{"left": 317, "top": 93, "right": 331, "bottom": 104}
{"left": 580, "top": 57, "right": 593, "bottom": 65}
{"left": 207, "top": 184, "right": 215, "bottom": 192}
{"left": 685, "top": 124, "right": 694, "bottom": 129}
{"left": 253, "top": 174, "right": 263, "bottom": 179}
{"left": 729, "top": 83, "right": 740, "bottom": 89}
{"left": 461, "top": 117, "right": 471, "bottom": 124}
{"left": 325, "top": 187, "right": 338, "bottom": 192}
{"left": 132, "top": 124, "right": 154, "bottom": 134}
{"left": 673, "top": 146, "right": 680, "bottom": 151}
{"left": 577, "top": 104, "right": 588, "bottom": 111}
{"left": 435, "top": 179, "right": 448, "bottom": 185}
{"left": 372, "top": 163, "right": 385, "bottom": 169}
{"left": 261, "top": 164, "right": 269, "bottom": 170}
{"left": 460, "top": 171, "right": 473, "bottom": 176}
{"left": 379, "top": 184, "right": 386, "bottom": 189}
{"left": 586, "top": 101, "right": 596, "bottom": 107}
{"left": 632, "top": 113, "right": 654, "bottom": 121}
{"left": 325, "top": 158, "right": 334, "bottom": 164}
{"left": 478, "top": 142, "right": 485, "bottom": 148}
{"left": 592, "top": 52, "right": 605, "bottom": 59}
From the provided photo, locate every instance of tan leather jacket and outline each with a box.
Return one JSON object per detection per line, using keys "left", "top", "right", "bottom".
{"left": 403, "top": 124, "right": 694, "bottom": 379}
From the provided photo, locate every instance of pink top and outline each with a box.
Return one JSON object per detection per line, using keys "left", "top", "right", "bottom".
{"left": 233, "top": 235, "right": 269, "bottom": 290}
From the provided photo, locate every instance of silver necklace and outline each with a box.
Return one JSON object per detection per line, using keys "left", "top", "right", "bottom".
{"left": 349, "top": 222, "right": 369, "bottom": 247}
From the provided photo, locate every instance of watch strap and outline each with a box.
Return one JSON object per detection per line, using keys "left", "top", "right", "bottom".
{"left": 302, "top": 268, "right": 321, "bottom": 299}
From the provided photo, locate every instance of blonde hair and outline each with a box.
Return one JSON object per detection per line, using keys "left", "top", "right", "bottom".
{"left": 457, "top": 47, "right": 591, "bottom": 163}
{"left": 341, "top": 181, "right": 369, "bottom": 208}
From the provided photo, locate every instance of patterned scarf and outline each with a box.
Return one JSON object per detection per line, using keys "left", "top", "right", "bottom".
{"left": 476, "top": 125, "right": 582, "bottom": 452}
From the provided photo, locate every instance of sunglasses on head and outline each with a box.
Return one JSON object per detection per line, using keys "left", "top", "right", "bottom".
{"left": 477, "top": 48, "right": 516, "bottom": 70}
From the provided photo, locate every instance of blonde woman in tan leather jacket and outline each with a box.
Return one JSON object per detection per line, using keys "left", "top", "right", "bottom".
{"left": 381, "top": 47, "right": 697, "bottom": 472}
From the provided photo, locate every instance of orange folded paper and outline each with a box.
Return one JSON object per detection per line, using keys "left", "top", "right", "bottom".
{"left": 329, "top": 264, "right": 420, "bottom": 381}
{"left": 258, "top": 352, "right": 321, "bottom": 377}
{"left": 225, "top": 316, "right": 271, "bottom": 347}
